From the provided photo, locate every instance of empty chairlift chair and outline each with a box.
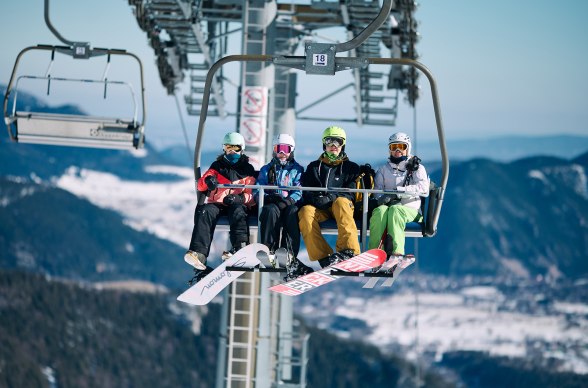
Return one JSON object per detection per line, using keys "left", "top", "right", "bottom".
{"left": 3, "top": 45, "right": 146, "bottom": 150}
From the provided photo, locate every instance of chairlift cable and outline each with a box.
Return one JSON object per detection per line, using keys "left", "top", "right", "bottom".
{"left": 174, "top": 91, "right": 194, "bottom": 164}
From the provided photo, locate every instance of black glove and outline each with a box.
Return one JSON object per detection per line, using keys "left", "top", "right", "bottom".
{"left": 326, "top": 193, "right": 337, "bottom": 202}
{"left": 223, "top": 193, "right": 244, "bottom": 205}
{"left": 265, "top": 193, "right": 282, "bottom": 205}
{"left": 312, "top": 195, "right": 332, "bottom": 210}
{"left": 204, "top": 175, "right": 218, "bottom": 191}
{"left": 377, "top": 194, "right": 400, "bottom": 207}
{"left": 275, "top": 196, "right": 295, "bottom": 210}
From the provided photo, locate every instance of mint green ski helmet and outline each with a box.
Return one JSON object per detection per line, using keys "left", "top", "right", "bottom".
{"left": 223, "top": 132, "right": 245, "bottom": 150}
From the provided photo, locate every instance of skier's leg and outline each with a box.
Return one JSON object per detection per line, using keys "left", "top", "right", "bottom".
{"left": 368, "top": 205, "right": 389, "bottom": 249}
{"left": 188, "top": 203, "right": 221, "bottom": 257}
{"left": 386, "top": 205, "right": 419, "bottom": 255}
{"left": 227, "top": 203, "right": 250, "bottom": 249}
{"left": 281, "top": 204, "right": 301, "bottom": 257}
{"left": 298, "top": 204, "right": 332, "bottom": 261}
{"left": 331, "top": 197, "right": 360, "bottom": 255}
{"left": 259, "top": 203, "right": 281, "bottom": 252}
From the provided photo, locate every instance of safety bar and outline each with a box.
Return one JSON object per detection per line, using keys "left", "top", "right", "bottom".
{"left": 211, "top": 183, "right": 428, "bottom": 251}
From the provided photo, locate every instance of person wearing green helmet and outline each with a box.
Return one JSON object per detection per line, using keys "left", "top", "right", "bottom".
{"left": 298, "top": 126, "right": 361, "bottom": 269}
{"left": 184, "top": 131, "right": 257, "bottom": 280}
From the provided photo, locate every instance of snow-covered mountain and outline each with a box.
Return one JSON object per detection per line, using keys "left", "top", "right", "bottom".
{"left": 2, "top": 140, "right": 587, "bottom": 375}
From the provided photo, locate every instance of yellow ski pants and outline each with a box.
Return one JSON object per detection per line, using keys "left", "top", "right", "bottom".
{"left": 298, "top": 197, "right": 361, "bottom": 261}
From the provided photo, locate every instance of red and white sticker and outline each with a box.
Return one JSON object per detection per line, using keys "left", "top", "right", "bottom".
{"left": 241, "top": 87, "right": 268, "bottom": 116}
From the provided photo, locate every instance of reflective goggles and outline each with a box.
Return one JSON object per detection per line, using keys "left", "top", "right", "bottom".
{"left": 323, "top": 136, "right": 344, "bottom": 147}
{"left": 273, "top": 144, "right": 293, "bottom": 154}
{"left": 223, "top": 144, "right": 242, "bottom": 152}
{"left": 389, "top": 142, "right": 408, "bottom": 151}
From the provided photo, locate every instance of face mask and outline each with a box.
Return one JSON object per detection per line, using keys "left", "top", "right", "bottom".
{"left": 389, "top": 155, "right": 407, "bottom": 164}
{"left": 325, "top": 152, "right": 339, "bottom": 162}
{"left": 225, "top": 153, "right": 241, "bottom": 164}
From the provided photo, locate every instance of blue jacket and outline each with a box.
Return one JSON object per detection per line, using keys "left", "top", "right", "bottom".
{"left": 256, "top": 158, "right": 304, "bottom": 203}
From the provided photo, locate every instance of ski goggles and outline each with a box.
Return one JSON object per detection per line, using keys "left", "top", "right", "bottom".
{"left": 273, "top": 144, "right": 293, "bottom": 154}
{"left": 223, "top": 144, "right": 242, "bottom": 152}
{"left": 389, "top": 142, "right": 408, "bottom": 151}
{"left": 323, "top": 137, "right": 344, "bottom": 147}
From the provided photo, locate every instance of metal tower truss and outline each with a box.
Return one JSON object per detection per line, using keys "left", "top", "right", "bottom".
{"left": 128, "top": 0, "right": 419, "bottom": 126}
{"left": 128, "top": 0, "right": 229, "bottom": 117}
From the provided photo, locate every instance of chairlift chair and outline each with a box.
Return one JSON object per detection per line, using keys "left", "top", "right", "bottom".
{"left": 3, "top": 44, "right": 146, "bottom": 150}
{"left": 193, "top": 55, "right": 448, "bottom": 247}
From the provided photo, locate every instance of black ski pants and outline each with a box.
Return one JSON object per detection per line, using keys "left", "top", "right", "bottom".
{"left": 188, "top": 203, "right": 250, "bottom": 257}
{"left": 259, "top": 203, "right": 300, "bottom": 256}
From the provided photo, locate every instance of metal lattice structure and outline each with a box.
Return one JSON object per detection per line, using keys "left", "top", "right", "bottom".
{"left": 127, "top": 0, "right": 419, "bottom": 126}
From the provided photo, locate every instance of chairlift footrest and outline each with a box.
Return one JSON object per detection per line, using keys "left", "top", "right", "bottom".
{"left": 329, "top": 270, "right": 394, "bottom": 278}
{"left": 226, "top": 266, "right": 286, "bottom": 273}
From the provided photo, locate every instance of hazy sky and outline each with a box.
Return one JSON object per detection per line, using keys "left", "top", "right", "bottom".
{"left": 1, "top": 0, "right": 587, "bottom": 150}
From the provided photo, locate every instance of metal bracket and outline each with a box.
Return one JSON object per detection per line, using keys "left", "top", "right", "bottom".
{"left": 305, "top": 43, "right": 336, "bottom": 75}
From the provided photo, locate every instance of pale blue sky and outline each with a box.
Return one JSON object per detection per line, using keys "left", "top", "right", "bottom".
{"left": 1, "top": 0, "right": 587, "bottom": 150}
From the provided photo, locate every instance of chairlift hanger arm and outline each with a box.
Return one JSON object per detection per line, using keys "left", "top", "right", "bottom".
{"left": 335, "top": 0, "right": 392, "bottom": 53}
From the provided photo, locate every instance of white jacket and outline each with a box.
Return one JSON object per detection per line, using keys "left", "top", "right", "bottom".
{"left": 374, "top": 156, "right": 430, "bottom": 211}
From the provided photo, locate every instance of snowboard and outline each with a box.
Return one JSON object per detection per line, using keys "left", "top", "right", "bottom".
{"left": 363, "top": 254, "right": 415, "bottom": 288}
{"left": 177, "top": 243, "right": 269, "bottom": 305}
{"left": 268, "top": 249, "right": 386, "bottom": 296}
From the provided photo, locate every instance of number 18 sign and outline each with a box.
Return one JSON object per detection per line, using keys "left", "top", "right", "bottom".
{"left": 312, "top": 54, "right": 327, "bottom": 66}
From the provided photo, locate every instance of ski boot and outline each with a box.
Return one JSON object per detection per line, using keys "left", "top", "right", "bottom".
{"left": 284, "top": 257, "right": 314, "bottom": 281}
{"left": 318, "top": 249, "right": 355, "bottom": 268}
{"left": 222, "top": 242, "right": 247, "bottom": 261}
{"left": 184, "top": 250, "right": 207, "bottom": 270}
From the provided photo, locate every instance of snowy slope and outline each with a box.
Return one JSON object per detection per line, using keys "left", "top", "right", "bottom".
{"left": 54, "top": 165, "right": 235, "bottom": 260}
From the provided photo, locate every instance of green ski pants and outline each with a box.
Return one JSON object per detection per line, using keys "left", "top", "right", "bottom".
{"left": 368, "top": 204, "right": 421, "bottom": 254}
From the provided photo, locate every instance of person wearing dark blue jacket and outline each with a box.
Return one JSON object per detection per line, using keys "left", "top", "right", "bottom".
{"left": 257, "top": 134, "right": 312, "bottom": 279}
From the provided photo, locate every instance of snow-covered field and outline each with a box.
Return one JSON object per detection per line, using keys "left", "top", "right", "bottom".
{"left": 299, "top": 284, "right": 588, "bottom": 375}
{"left": 54, "top": 166, "right": 588, "bottom": 375}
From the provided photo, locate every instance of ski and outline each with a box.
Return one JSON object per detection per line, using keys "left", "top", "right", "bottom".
{"left": 177, "top": 243, "right": 268, "bottom": 306}
{"left": 274, "top": 247, "right": 289, "bottom": 268}
{"left": 381, "top": 254, "right": 415, "bottom": 287}
{"left": 362, "top": 256, "right": 401, "bottom": 289}
{"left": 269, "top": 249, "right": 386, "bottom": 296}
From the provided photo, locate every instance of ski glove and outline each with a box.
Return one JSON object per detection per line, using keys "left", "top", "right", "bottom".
{"left": 276, "top": 196, "right": 296, "bottom": 210}
{"left": 223, "top": 193, "right": 245, "bottom": 205}
{"left": 312, "top": 195, "right": 332, "bottom": 210}
{"left": 265, "top": 193, "right": 282, "bottom": 205}
{"left": 377, "top": 194, "right": 400, "bottom": 207}
{"left": 205, "top": 175, "right": 219, "bottom": 191}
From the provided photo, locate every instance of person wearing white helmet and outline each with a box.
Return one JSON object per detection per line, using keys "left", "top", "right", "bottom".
{"left": 256, "top": 133, "right": 311, "bottom": 278}
{"left": 298, "top": 126, "right": 361, "bottom": 270}
{"left": 368, "top": 131, "right": 430, "bottom": 257}
{"left": 184, "top": 131, "right": 257, "bottom": 279}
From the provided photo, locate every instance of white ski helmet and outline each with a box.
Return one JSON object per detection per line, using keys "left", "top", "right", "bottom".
{"left": 223, "top": 132, "right": 245, "bottom": 151}
{"left": 388, "top": 132, "right": 411, "bottom": 155}
{"left": 272, "top": 133, "right": 295, "bottom": 150}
